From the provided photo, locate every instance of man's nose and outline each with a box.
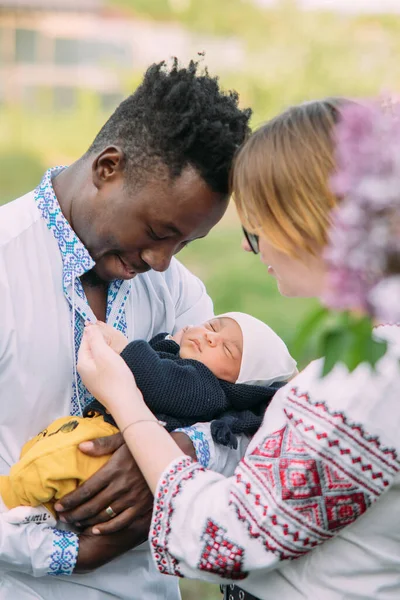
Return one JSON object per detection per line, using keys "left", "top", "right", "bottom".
{"left": 141, "top": 247, "right": 173, "bottom": 272}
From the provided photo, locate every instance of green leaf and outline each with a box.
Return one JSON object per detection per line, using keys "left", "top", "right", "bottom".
{"left": 318, "top": 312, "right": 388, "bottom": 377}
{"left": 320, "top": 326, "right": 353, "bottom": 376}
{"left": 292, "top": 306, "right": 330, "bottom": 358}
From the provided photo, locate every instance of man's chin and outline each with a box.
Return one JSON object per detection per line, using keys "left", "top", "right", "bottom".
{"left": 90, "top": 265, "right": 137, "bottom": 283}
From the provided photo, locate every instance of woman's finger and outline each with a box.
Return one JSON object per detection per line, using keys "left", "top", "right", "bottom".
{"left": 84, "top": 324, "right": 114, "bottom": 362}
{"left": 77, "top": 327, "right": 94, "bottom": 372}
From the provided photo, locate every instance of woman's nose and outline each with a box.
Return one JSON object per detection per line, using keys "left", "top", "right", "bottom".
{"left": 241, "top": 237, "right": 251, "bottom": 252}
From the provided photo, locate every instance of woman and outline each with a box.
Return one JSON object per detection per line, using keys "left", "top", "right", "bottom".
{"left": 77, "top": 99, "right": 400, "bottom": 599}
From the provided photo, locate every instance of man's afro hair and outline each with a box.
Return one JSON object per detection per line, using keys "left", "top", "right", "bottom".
{"left": 88, "top": 58, "right": 252, "bottom": 195}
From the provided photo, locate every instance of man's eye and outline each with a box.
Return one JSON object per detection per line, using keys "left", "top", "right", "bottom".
{"left": 209, "top": 322, "right": 216, "bottom": 331}
{"left": 148, "top": 228, "right": 166, "bottom": 241}
{"left": 224, "top": 345, "right": 233, "bottom": 357}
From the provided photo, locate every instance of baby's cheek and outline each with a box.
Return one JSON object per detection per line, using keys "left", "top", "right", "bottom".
{"left": 172, "top": 329, "right": 184, "bottom": 345}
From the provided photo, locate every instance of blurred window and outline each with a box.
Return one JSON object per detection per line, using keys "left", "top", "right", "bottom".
{"left": 54, "top": 39, "right": 80, "bottom": 65}
{"left": 54, "top": 38, "right": 130, "bottom": 67}
{"left": 96, "top": 41, "right": 131, "bottom": 68}
{"left": 15, "top": 29, "right": 37, "bottom": 64}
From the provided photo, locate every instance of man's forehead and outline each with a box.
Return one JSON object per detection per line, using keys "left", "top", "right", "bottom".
{"left": 151, "top": 198, "right": 226, "bottom": 239}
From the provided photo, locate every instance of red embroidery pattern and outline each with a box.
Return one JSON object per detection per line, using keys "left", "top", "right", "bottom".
{"left": 151, "top": 456, "right": 204, "bottom": 577}
{"left": 230, "top": 389, "right": 400, "bottom": 561}
{"left": 198, "top": 519, "right": 247, "bottom": 580}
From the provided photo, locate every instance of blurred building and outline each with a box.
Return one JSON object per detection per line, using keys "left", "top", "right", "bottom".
{"left": 0, "top": 0, "right": 245, "bottom": 111}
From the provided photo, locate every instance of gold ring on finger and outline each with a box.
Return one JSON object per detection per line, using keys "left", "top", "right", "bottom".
{"left": 105, "top": 505, "right": 117, "bottom": 518}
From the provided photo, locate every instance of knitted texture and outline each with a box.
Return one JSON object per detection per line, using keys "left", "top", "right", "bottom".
{"left": 85, "top": 333, "right": 281, "bottom": 448}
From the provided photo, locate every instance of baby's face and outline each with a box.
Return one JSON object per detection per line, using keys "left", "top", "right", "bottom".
{"left": 179, "top": 317, "right": 243, "bottom": 383}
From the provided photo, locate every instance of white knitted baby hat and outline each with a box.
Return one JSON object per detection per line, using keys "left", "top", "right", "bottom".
{"left": 218, "top": 312, "right": 297, "bottom": 386}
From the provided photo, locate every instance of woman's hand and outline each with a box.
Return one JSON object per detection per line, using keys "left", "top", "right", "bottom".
{"left": 96, "top": 321, "right": 129, "bottom": 354}
{"left": 77, "top": 323, "right": 141, "bottom": 411}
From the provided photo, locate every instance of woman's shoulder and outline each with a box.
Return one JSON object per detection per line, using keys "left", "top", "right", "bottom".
{"left": 268, "top": 327, "right": 400, "bottom": 455}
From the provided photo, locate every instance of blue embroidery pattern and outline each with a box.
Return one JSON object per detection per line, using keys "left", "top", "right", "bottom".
{"left": 175, "top": 426, "right": 211, "bottom": 468}
{"left": 107, "top": 279, "right": 130, "bottom": 336}
{"left": 35, "top": 169, "right": 95, "bottom": 290}
{"left": 35, "top": 168, "right": 132, "bottom": 415}
{"left": 48, "top": 529, "right": 79, "bottom": 577}
{"left": 35, "top": 168, "right": 132, "bottom": 574}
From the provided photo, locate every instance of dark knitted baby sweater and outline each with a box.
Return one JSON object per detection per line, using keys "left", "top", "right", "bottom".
{"left": 85, "top": 333, "right": 283, "bottom": 448}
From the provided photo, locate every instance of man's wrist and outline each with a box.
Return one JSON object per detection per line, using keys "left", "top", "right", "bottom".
{"left": 170, "top": 432, "right": 197, "bottom": 461}
{"left": 74, "top": 515, "right": 152, "bottom": 573}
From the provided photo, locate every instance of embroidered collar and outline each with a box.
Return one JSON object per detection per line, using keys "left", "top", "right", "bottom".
{"left": 34, "top": 167, "right": 95, "bottom": 291}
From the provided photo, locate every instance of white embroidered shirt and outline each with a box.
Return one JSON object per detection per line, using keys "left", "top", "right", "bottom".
{"left": 150, "top": 326, "right": 400, "bottom": 600}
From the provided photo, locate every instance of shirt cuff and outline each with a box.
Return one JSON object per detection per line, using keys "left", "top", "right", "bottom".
{"left": 174, "top": 425, "right": 211, "bottom": 468}
{"left": 47, "top": 528, "right": 79, "bottom": 576}
{"left": 150, "top": 455, "right": 204, "bottom": 577}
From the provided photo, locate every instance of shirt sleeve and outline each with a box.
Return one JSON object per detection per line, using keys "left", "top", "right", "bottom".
{"left": 0, "top": 517, "right": 79, "bottom": 577}
{"left": 173, "top": 422, "right": 251, "bottom": 472}
{"left": 151, "top": 363, "right": 400, "bottom": 583}
{"left": 165, "top": 258, "right": 214, "bottom": 332}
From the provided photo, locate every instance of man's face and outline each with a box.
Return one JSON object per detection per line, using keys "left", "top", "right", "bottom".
{"left": 83, "top": 165, "right": 228, "bottom": 282}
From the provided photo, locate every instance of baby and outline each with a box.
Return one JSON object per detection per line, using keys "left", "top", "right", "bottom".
{"left": 0, "top": 312, "right": 296, "bottom": 522}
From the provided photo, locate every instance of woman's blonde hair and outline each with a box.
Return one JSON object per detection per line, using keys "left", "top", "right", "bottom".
{"left": 233, "top": 98, "right": 350, "bottom": 257}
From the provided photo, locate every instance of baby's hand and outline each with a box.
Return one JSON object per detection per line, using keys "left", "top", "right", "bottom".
{"left": 96, "top": 321, "right": 128, "bottom": 354}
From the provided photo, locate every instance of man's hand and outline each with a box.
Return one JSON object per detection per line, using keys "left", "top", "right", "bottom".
{"left": 75, "top": 511, "right": 151, "bottom": 573}
{"left": 55, "top": 431, "right": 196, "bottom": 535}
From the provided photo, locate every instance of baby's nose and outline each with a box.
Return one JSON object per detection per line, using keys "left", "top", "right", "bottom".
{"left": 205, "top": 331, "right": 219, "bottom": 346}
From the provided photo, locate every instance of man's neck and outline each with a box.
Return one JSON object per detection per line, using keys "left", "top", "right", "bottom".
{"left": 80, "top": 270, "right": 108, "bottom": 289}
{"left": 52, "top": 160, "right": 82, "bottom": 230}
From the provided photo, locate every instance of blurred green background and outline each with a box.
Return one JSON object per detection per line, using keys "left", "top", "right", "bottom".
{"left": 1, "top": 0, "right": 399, "bottom": 597}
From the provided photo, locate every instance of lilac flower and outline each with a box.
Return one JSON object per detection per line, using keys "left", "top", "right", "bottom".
{"left": 369, "top": 276, "right": 400, "bottom": 324}
{"left": 323, "top": 99, "right": 400, "bottom": 323}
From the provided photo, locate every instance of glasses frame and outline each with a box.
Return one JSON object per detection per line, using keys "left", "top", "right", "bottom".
{"left": 242, "top": 226, "right": 259, "bottom": 255}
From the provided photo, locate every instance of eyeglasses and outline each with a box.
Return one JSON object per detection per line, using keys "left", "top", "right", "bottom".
{"left": 242, "top": 227, "right": 259, "bottom": 255}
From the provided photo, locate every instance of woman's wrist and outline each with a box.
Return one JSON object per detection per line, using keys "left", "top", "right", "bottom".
{"left": 111, "top": 399, "right": 155, "bottom": 435}
{"left": 100, "top": 384, "right": 146, "bottom": 420}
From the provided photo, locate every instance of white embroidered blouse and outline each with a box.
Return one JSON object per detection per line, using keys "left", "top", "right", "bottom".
{"left": 150, "top": 325, "right": 400, "bottom": 599}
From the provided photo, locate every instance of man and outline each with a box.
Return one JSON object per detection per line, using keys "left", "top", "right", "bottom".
{"left": 0, "top": 59, "right": 251, "bottom": 598}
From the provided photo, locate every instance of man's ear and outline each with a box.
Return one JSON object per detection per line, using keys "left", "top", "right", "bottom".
{"left": 92, "top": 146, "right": 126, "bottom": 190}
